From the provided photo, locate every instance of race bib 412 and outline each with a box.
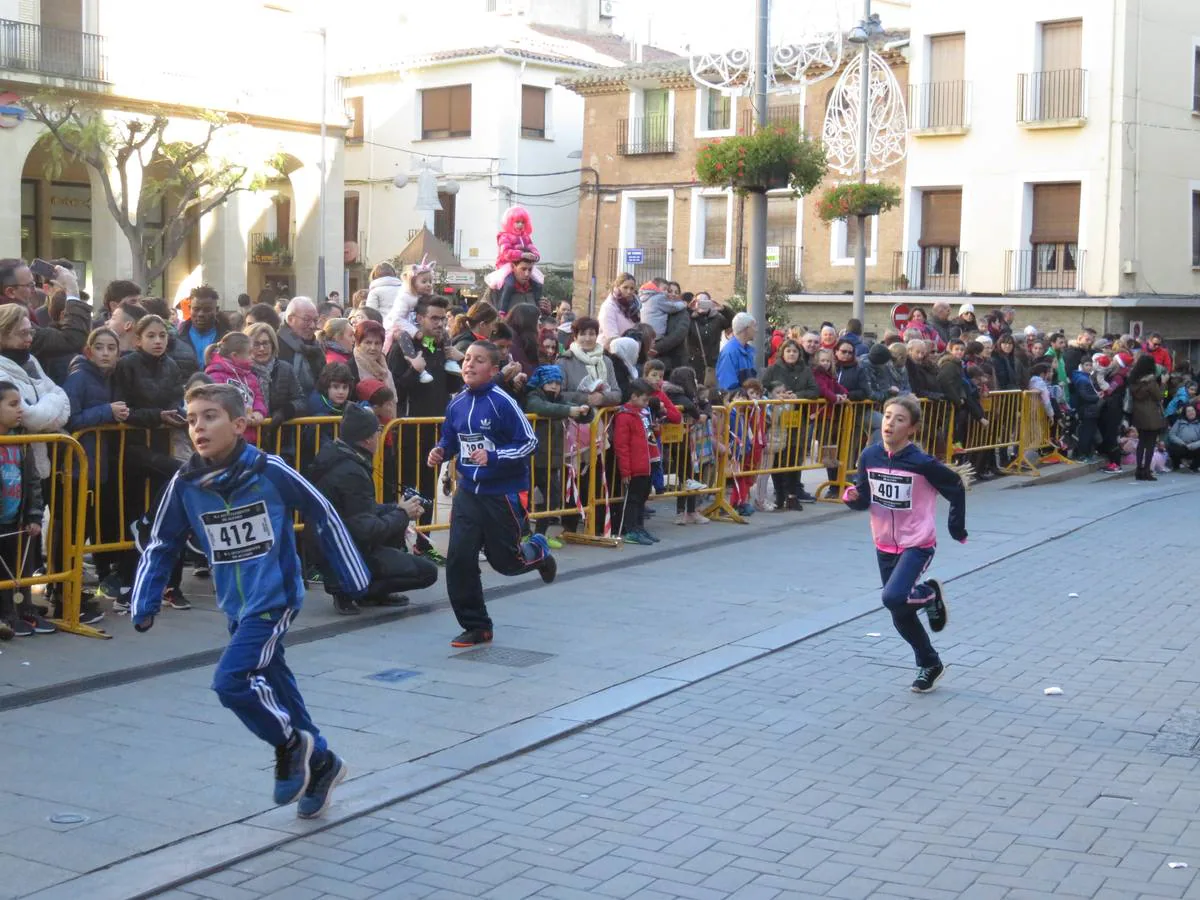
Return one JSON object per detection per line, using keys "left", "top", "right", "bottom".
{"left": 200, "top": 500, "right": 275, "bottom": 564}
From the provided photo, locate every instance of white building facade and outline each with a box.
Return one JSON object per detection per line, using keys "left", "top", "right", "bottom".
{"left": 0, "top": 0, "right": 345, "bottom": 306}
{"left": 900, "top": 0, "right": 1200, "bottom": 336}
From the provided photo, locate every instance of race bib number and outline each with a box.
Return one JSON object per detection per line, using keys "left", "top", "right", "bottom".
{"left": 458, "top": 433, "right": 495, "bottom": 466}
{"left": 200, "top": 501, "right": 274, "bottom": 564}
{"left": 868, "top": 472, "right": 913, "bottom": 510}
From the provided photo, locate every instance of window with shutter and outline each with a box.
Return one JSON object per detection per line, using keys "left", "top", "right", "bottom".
{"left": 1030, "top": 183, "right": 1080, "bottom": 244}
{"left": 926, "top": 33, "right": 966, "bottom": 129}
{"left": 344, "top": 193, "right": 359, "bottom": 243}
{"left": 919, "top": 190, "right": 962, "bottom": 248}
{"left": 422, "top": 86, "right": 471, "bottom": 139}
{"left": 1192, "top": 191, "right": 1200, "bottom": 267}
{"left": 634, "top": 198, "right": 668, "bottom": 249}
{"left": 275, "top": 197, "right": 291, "bottom": 248}
{"left": 521, "top": 86, "right": 546, "bottom": 138}
{"left": 434, "top": 192, "right": 456, "bottom": 246}
{"left": 766, "top": 196, "right": 798, "bottom": 247}
{"left": 1038, "top": 19, "right": 1084, "bottom": 120}
{"left": 696, "top": 195, "right": 728, "bottom": 260}
{"left": 346, "top": 96, "right": 363, "bottom": 143}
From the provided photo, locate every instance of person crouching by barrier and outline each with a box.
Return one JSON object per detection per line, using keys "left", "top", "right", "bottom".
{"left": 428, "top": 341, "right": 556, "bottom": 648}
{"left": 305, "top": 403, "right": 438, "bottom": 615}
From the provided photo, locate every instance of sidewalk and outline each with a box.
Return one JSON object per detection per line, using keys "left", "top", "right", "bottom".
{"left": 6, "top": 468, "right": 1193, "bottom": 899}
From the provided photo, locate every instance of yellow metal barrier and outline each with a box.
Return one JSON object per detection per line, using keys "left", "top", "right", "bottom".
{"left": 916, "top": 399, "right": 956, "bottom": 464}
{"left": 961, "top": 390, "right": 1025, "bottom": 455}
{"left": 1, "top": 434, "right": 100, "bottom": 638}
{"left": 374, "top": 417, "right": 448, "bottom": 532}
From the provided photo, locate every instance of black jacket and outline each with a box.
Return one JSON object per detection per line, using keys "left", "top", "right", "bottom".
{"left": 387, "top": 335, "right": 455, "bottom": 418}
{"left": 906, "top": 358, "right": 943, "bottom": 400}
{"left": 834, "top": 361, "right": 870, "bottom": 401}
{"left": 113, "top": 349, "right": 184, "bottom": 476}
{"left": 653, "top": 308, "right": 691, "bottom": 374}
{"left": 305, "top": 439, "right": 410, "bottom": 552}
{"left": 32, "top": 298, "right": 92, "bottom": 385}
{"left": 276, "top": 325, "right": 326, "bottom": 396}
{"left": 685, "top": 307, "right": 734, "bottom": 381}
{"left": 761, "top": 360, "right": 819, "bottom": 398}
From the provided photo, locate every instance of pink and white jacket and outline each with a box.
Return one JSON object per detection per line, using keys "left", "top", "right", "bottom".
{"left": 843, "top": 441, "right": 967, "bottom": 553}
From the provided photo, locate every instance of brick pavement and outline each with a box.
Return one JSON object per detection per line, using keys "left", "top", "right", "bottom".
{"left": 152, "top": 483, "right": 1200, "bottom": 900}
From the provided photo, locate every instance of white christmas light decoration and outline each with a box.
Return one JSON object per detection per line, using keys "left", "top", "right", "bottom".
{"left": 821, "top": 48, "right": 908, "bottom": 176}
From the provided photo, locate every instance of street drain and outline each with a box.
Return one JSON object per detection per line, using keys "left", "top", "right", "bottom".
{"left": 452, "top": 646, "right": 555, "bottom": 668}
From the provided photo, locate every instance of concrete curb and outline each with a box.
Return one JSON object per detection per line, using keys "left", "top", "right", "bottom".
{"left": 25, "top": 484, "right": 1189, "bottom": 900}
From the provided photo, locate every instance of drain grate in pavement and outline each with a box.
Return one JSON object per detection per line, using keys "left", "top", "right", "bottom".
{"left": 367, "top": 668, "right": 421, "bottom": 683}
{"left": 452, "top": 646, "right": 555, "bottom": 668}
{"left": 1148, "top": 708, "right": 1200, "bottom": 757}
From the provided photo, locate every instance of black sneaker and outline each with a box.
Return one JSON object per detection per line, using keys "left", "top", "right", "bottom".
{"left": 18, "top": 608, "right": 55, "bottom": 634}
{"left": 796, "top": 489, "right": 817, "bottom": 503}
{"left": 911, "top": 664, "right": 945, "bottom": 693}
{"left": 8, "top": 616, "right": 33, "bottom": 637}
{"left": 925, "top": 579, "right": 948, "bottom": 633}
{"left": 297, "top": 752, "right": 347, "bottom": 820}
{"left": 193, "top": 564, "right": 211, "bottom": 579}
{"left": 130, "top": 515, "right": 151, "bottom": 554}
{"left": 78, "top": 600, "right": 105, "bottom": 626}
{"left": 162, "top": 588, "right": 191, "bottom": 610}
{"left": 451, "top": 628, "right": 493, "bottom": 648}
{"left": 361, "top": 593, "right": 409, "bottom": 607}
{"left": 333, "top": 595, "right": 360, "bottom": 616}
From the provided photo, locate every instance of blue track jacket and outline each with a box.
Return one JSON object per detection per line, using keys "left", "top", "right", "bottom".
{"left": 131, "top": 441, "right": 369, "bottom": 625}
{"left": 437, "top": 381, "right": 537, "bottom": 496}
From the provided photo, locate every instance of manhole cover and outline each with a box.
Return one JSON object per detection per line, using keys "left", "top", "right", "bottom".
{"left": 48, "top": 813, "right": 88, "bottom": 825}
{"left": 367, "top": 669, "right": 420, "bottom": 683}
{"left": 452, "top": 646, "right": 554, "bottom": 668}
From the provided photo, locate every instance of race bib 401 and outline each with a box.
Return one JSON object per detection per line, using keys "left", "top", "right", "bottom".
{"left": 200, "top": 500, "right": 275, "bottom": 564}
{"left": 868, "top": 471, "right": 913, "bottom": 510}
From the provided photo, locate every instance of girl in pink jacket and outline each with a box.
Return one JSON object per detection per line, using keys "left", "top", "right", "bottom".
{"left": 204, "top": 333, "right": 268, "bottom": 442}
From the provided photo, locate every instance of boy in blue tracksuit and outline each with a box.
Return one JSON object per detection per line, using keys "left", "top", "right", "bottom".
{"left": 427, "top": 340, "right": 556, "bottom": 647}
{"left": 131, "top": 383, "right": 369, "bottom": 819}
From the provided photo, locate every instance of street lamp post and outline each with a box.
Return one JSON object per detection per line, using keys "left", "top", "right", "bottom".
{"left": 745, "top": 0, "right": 770, "bottom": 365}
{"left": 852, "top": 2, "right": 871, "bottom": 324}
{"left": 318, "top": 25, "right": 327, "bottom": 303}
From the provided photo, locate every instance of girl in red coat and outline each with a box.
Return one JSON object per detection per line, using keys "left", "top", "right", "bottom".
{"left": 613, "top": 380, "right": 656, "bottom": 545}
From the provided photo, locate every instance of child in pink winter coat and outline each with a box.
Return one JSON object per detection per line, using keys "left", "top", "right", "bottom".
{"left": 484, "top": 205, "right": 545, "bottom": 291}
{"left": 204, "top": 332, "right": 268, "bottom": 442}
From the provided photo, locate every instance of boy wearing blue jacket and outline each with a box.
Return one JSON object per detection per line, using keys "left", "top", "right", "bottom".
{"left": 427, "top": 341, "right": 556, "bottom": 647}
{"left": 131, "top": 383, "right": 369, "bottom": 819}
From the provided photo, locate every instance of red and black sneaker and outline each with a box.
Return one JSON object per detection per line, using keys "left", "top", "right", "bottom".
{"left": 450, "top": 629, "right": 493, "bottom": 648}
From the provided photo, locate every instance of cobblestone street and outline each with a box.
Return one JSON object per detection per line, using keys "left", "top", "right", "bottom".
{"left": 142, "top": 484, "right": 1200, "bottom": 900}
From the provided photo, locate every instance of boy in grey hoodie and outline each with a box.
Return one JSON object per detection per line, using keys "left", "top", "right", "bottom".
{"left": 638, "top": 279, "right": 688, "bottom": 341}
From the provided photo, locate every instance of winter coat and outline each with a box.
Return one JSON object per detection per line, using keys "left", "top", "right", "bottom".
{"left": 685, "top": 307, "right": 735, "bottom": 383}
{"left": 164, "top": 324, "right": 201, "bottom": 380}
{"left": 365, "top": 275, "right": 405, "bottom": 322}
{"left": 613, "top": 403, "right": 652, "bottom": 478}
{"left": 991, "top": 351, "right": 1021, "bottom": 391}
{"left": 276, "top": 324, "right": 326, "bottom": 396}
{"left": 557, "top": 350, "right": 622, "bottom": 409}
{"left": 844, "top": 332, "right": 869, "bottom": 358}
{"left": 1069, "top": 369, "right": 1101, "bottom": 419}
{"left": 1129, "top": 375, "right": 1166, "bottom": 431}
{"left": 305, "top": 438, "right": 410, "bottom": 552}
{"left": 388, "top": 334, "right": 454, "bottom": 418}
{"left": 638, "top": 287, "right": 687, "bottom": 342}
{"left": 524, "top": 386, "right": 575, "bottom": 469}
{"left": 0, "top": 350, "right": 71, "bottom": 479}
{"left": 256, "top": 357, "right": 307, "bottom": 423}
{"left": 812, "top": 367, "right": 849, "bottom": 411}
{"left": 0, "top": 431, "right": 44, "bottom": 526}
{"left": 761, "top": 360, "right": 819, "bottom": 399}
{"left": 653, "top": 307, "right": 691, "bottom": 373}
{"left": 64, "top": 355, "right": 117, "bottom": 481}
{"left": 206, "top": 353, "right": 269, "bottom": 442}
{"left": 1143, "top": 343, "right": 1173, "bottom": 373}
{"left": 716, "top": 339, "right": 757, "bottom": 393}
{"left": 597, "top": 294, "right": 638, "bottom": 349}
{"left": 1167, "top": 417, "right": 1200, "bottom": 449}
{"left": 177, "top": 318, "right": 230, "bottom": 376}
{"left": 936, "top": 356, "right": 968, "bottom": 408}
{"left": 113, "top": 349, "right": 184, "bottom": 477}
{"left": 32, "top": 299, "right": 92, "bottom": 385}
{"left": 906, "top": 358, "right": 943, "bottom": 400}
{"left": 834, "top": 360, "right": 870, "bottom": 401}
{"left": 494, "top": 274, "right": 542, "bottom": 314}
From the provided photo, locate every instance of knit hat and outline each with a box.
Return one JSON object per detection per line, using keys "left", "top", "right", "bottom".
{"left": 1093, "top": 353, "right": 1112, "bottom": 368}
{"left": 1117, "top": 351, "right": 1134, "bottom": 368}
{"left": 867, "top": 343, "right": 891, "bottom": 365}
{"left": 958, "top": 303, "right": 975, "bottom": 317}
{"left": 341, "top": 401, "right": 379, "bottom": 444}
{"left": 1024, "top": 325, "right": 1038, "bottom": 336}
{"left": 528, "top": 364, "right": 564, "bottom": 390}
{"left": 640, "top": 281, "right": 658, "bottom": 293}
{"left": 976, "top": 334, "right": 993, "bottom": 346}
{"left": 355, "top": 378, "right": 388, "bottom": 403}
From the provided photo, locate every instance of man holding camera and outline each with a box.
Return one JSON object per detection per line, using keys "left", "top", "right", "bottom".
{"left": 306, "top": 403, "right": 439, "bottom": 615}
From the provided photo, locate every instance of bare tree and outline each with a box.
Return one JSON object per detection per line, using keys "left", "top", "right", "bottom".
{"left": 24, "top": 99, "right": 261, "bottom": 288}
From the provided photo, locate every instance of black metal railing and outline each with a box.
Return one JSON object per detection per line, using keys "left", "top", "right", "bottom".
{"left": 892, "top": 249, "right": 966, "bottom": 293}
{"left": 617, "top": 116, "right": 675, "bottom": 155}
{"left": 738, "top": 244, "right": 801, "bottom": 290}
{"left": 909, "top": 81, "right": 970, "bottom": 131}
{"left": 738, "top": 104, "right": 803, "bottom": 135}
{"left": 1017, "top": 69, "right": 1087, "bottom": 123}
{"left": 1005, "top": 246, "right": 1085, "bottom": 293}
{"left": 250, "top": 232, "right": 295, "bottom": 267}
{"left": 606, "top": 246, "right": 669, "bottom": 283}
{"left": 0, "top": 19, "right": 107, "bottom": 82}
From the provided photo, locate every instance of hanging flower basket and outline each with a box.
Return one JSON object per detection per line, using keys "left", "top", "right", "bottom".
{"left": 817, "top": 182, "right": 902, "bottom": 222}
{"left": 695, "top": 125, "right": 827, "bottom": 196}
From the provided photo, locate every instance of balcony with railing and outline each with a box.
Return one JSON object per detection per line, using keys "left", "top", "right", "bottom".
{"left": 892, "top": 249, "right": 966, "bottom": 293}
{"left": 617, "top": 116, "right": 675, "bottom": 155}
{"left": 1017, "top": 69, "right": 1087, "bottom": 127}
{"left": 250, "top": 232, "right": 295, "bottom": 267}
{"left": 0, "top": 18, "right": 107, "bottom": 82}
{"left": 606, "top": 246, "right": 669, "bottom": 283}
{"left": 908, "top": 82, "right": 970, "bottom": 135}
{"left": 738, "top": 244, "right": 801, "bottom": 290}
{"left": 1005, "top": 246, "right": 1085, "bottom": 294}
{"left": 738, "top": 104, "right": 803, "bottom": 135}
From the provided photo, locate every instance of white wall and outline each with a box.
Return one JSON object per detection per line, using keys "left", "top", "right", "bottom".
{"left": 904, "top": 0, "right": 1122, "bottom": 295}
{"left": 344, "top": 56, "right": 583, "bottom": 272}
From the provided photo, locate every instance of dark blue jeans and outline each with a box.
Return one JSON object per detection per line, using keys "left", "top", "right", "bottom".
{"left": 876, "top": 547, "right": 939, "bottom": 668}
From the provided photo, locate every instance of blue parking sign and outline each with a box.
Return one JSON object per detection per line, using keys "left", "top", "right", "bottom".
{"left": 624, "top": 248, "right": 645, "bottom": 265}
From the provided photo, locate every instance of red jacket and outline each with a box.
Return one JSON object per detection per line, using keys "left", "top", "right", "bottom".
{"left": 1143, "top": 343, "right": 1173, "bottom": 373}
{"left": 651, "top": 389, "right": 682, "bottom": 425}
{"left": 613, "top": 403, "right": 652, "bottom": 478}
{"left": 812, "top": 367, "right": 849, "bottom": 409}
